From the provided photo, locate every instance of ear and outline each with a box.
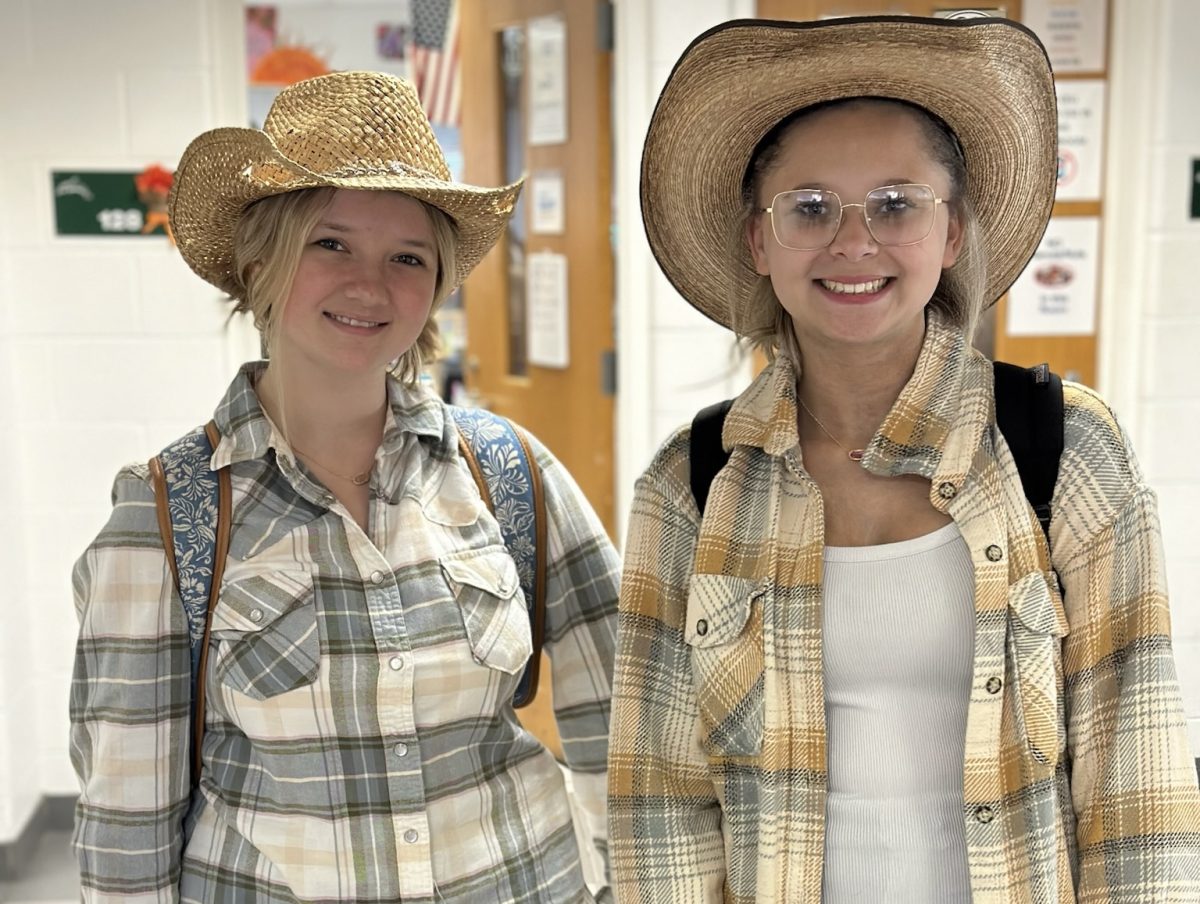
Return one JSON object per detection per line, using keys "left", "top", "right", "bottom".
{"left": 941, "top": 204, "right": 965, "bottom": 269}
{"left": 746, "top": 213, "right": 771, "bottom": 276}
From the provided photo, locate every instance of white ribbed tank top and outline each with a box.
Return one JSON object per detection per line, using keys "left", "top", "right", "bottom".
{"left": 821, "top": 521, "right": 975, "bottom": 904}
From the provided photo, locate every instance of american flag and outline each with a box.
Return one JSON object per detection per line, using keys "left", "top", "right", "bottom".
{"left": 410, "top": 0, "right": 460, "bottom": 127}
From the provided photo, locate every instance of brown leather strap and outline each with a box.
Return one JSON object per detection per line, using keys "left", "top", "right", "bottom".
{"left": 147, "top": 456, "right": 180, "bottom": 589}
{"left": 457, "top": 434, "right": 494, "bottom": 510}
{"left": 149, "top": 423, "right": 232, "bottom": 791}
{"left": 510, "top": 426, "right": 547, "bottom": 707}
{"left": 193, "top": 421, "right": 232, "bottom": 787}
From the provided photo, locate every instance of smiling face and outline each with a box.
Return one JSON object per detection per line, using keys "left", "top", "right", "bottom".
{"left": 746, "top": 101, "right": 964, "bottom": 357}
{"left": 275, "top": 188, "right": 440, "bottom": 380}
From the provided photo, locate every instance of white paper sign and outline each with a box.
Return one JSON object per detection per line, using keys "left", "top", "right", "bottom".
{"left": 1055, "top": 80, "right": 1106, "bottom": 201}
{"left": 1022, "top": 0, "right": 1107, "bottom": 73}
{"left": 528, "top": 16, "right": 568, "bottom": 146}
{"left": 527, "top": 252, "right": 569, "bottom": 368}
{"left": 530, "top": 171, "right": 565, "bottom": 234}
{"left": 1006, "top": 217, "right": 1100, "bottom": 336}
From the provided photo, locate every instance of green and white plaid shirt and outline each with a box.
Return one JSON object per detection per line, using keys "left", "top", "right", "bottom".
{"left": 71, "top": 364, "right": 618, "bottom": 903}
{"left": 609, "top": 312, "right": 1200, "bottom": 903}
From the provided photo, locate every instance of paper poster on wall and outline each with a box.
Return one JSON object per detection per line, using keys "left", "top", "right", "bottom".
{"left": 528, "top": 15, "right": 568, "bottom": 145}
{"left": 527, "top": 252, "right": 570, "bottom": 368}
{"left": 1022, "top": 0, "right": 1107, "bottom": 72}
{"left": 1006, "top": 217, "right": 1100, "bottom": 336}
{"left": 1055, "top": 79, "right": 1105, "bottom": 201}
{"left": 530, "top": 171, "right": 565, "bottom": 234}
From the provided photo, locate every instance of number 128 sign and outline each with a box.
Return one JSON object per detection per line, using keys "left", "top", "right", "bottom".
{"left": 52, "top": 168, "right": 174, "bottom": 239}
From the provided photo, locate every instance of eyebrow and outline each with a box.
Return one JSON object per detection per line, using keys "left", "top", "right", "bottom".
{"left": 317, "top": 221, "right": 434, "bottom": 249}
{"left": 787, "top": 178, "right": 916, "bottom": 192}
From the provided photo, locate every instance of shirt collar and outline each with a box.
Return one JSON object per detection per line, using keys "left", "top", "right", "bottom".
{"left": 724, "top": 310, "right": 990, "bottom": 484}
{"left": 210, "top": 363, "right": 447, "bottom": 467}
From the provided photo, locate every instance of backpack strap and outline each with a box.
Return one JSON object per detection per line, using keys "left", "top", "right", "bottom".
{"left": 148, "top": 421, "right": 231, "bottom": 790}
{"left": 992, "top": 361, "right": 1064, "bottom": 546}
{"left": 447, "top": 406, "right": 547, "bottom": 709}
{"left": 689, "top": 399, "right": 735, "bottom": 515}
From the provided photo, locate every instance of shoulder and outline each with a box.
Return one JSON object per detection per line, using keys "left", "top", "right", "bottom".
{"left": 1054, "top": 380, "right": 1152, "bottom": 545}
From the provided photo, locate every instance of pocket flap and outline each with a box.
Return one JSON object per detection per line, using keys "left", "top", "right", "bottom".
{"left": 441, "top": 546, "right": 520, "bottom": 599}
{"left": 685, "top": 573, "right": 762, "bottom": 647}
{"left": 1007, "top": 571, "right": 1069, "bottom": 638}
{"left": 211, "top": 569, "right": 314, "bottom": 634}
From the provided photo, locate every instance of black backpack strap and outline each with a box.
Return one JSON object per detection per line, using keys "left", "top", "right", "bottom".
{"left": 992, "top": 361, "right": 1064, "bottom": 545}
{"left": 689, "top": 399, "right": 735, "bottom": 515}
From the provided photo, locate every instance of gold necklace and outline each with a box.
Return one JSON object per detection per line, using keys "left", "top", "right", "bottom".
{"left": 290, "top": 445, "right": 372, "bottom": 486}
{"left": 798, "top": 398, "right": 866, "bottom": 462}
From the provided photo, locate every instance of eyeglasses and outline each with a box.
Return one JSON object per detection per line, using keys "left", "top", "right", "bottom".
{"left": 760, "top": 183, "right": 949, "bottom": 251}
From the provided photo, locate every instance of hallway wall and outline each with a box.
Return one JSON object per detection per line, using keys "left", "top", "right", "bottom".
{"left": 0, "top": 0, "right": 257, "bottom": 843}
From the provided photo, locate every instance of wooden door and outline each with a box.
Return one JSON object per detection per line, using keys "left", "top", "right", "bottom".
{"left": 460, "top": 0, "right": 613, "bottom": 758}
{"left": 459, "top": 0, "right": 615, "bottom": 531}
{"left": 755, "top": 0, "right": 1105, "bottom": 386}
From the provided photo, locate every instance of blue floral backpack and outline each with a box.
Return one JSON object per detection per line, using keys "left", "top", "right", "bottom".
{"left": 147, "top": 407, "right": 547, "bottom": 788}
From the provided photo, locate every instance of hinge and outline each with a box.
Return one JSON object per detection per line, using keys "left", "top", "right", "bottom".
{"left": 601, "top": 349, "right": 617, "bottom": 396}
{"left": 597, "top": 0, "right": 614, "bottom": 52}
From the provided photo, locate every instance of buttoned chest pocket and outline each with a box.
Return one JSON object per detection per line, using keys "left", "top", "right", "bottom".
{"left": 684, "top": 573, "right": 766, "bottom": 759}
{"left": 210, "top": 569, "right": 320, "bottom": 701}
{"left": 1006, "top": 571, "right": 1069, "bottom": 771}
{"left": 441, "top": 546, "right": 532, "bottom": 676}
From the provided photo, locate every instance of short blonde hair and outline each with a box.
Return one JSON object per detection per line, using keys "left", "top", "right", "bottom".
{"left": 230, "top": 187, "right": 460, "bottom": 385}
{"left": 733, "top": 98, "right": 987, "bottom": 364}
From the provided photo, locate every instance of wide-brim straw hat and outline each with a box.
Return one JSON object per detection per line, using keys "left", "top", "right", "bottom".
{"left": 169, "top": 70, "right": 523, "bottom": 298}
{"left": 641, "top": 16, "right": 1057, "bottom": 330}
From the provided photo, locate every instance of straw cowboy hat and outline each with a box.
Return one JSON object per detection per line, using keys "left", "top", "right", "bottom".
{"left": 640, "top": 16, "right": 1058, "bottom": 329}
{"left": 169, "top": 70, "right": 523, "bottom": 298}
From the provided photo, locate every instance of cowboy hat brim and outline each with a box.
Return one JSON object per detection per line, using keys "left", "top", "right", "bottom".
{"left": 640, "top": 16, "right": 1058, "bottom": 330}
{"left": 169, "top": 126, "right": 523, "bottom": 299}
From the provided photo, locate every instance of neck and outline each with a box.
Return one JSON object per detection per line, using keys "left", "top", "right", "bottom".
{"left": 256, "top": 359, "right": 388, "bottom": 464}
{"left": 794, "top": 322, "right": 925, "bottom": 449}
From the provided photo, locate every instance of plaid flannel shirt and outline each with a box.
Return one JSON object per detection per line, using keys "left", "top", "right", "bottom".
{"left": 71, "top": 364, "right": 619, "bottom": 903}
{"left": 609, "top": 312, "right": 1200, "bottom": 903}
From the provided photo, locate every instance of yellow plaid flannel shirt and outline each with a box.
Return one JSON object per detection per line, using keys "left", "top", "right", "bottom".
{"left": 609, "top": 312, "right": 1200, "bottom": 903}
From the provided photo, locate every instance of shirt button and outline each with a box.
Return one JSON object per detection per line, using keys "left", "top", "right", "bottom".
{"left": 388, "top": 655, "right": 404, "bottom": 671}
{"left": 321, "top": 494, "right": 336, "bottom": 507}
{"left": 249, "top": 608, "right": 264, "bottom": 623}
{"left": 370, "top": 570, "right": 385, "bottom": 585}
{"left": 985, "top": 676, "right": 1003, "bottom": 695}
{"left": 695, "top": 619, "right": 709, "bottom": 637}
{"left": 938, "top": 482, "right": 957, "bottom": 500}
{"left": 393, "top": 741, "right": 408, "bottom": 758}
{"left": 985, "top": 544, "right": 1004, "bottom": 562}
{"left": 403, "top": 828, "right": 419, "bottom": 843}
{"left": 974, "top": 805, "right": 995, "bottom": 824}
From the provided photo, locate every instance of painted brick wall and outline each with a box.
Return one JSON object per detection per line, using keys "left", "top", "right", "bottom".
{"left": 0, "top": 0, "right": 256, "bottom": 842}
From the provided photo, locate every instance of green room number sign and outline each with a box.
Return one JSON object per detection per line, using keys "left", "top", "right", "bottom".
{"left": 52, "top": 170, "right": 172, "bottom": 237}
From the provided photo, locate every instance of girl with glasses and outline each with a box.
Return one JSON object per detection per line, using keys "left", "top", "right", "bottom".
{"left": 608, "top": 16, "right": 1200, "bottom": 903}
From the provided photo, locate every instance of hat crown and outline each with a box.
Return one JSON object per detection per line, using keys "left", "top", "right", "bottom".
{"left": 262, "top": 71, "right": 451, "bottom": 182}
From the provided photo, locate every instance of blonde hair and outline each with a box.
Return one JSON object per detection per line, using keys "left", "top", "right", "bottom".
{"left": 229, "top": 187, "right": 460, "bottom": 385}
{"left": 733, "top": 98, "right": 988, "bottom": 364}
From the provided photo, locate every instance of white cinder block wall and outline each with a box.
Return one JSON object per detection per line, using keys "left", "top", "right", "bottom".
{"left": 1101, "top": 0, "right": 1200, "bottom": 755}
{"left": 0, "top": 0, "right": 257, "bottom": 843}
{"left": 0, "top": 0, "right": 1195, "bottom": 848}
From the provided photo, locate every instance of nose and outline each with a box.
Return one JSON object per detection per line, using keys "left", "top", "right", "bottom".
{"left": 344, "top": 262, "right": 388, "bottom": 304}
{"left": 827, "top": 202, "right": 877, "bottom": 260}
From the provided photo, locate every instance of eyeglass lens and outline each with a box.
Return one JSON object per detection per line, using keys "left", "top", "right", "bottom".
{"left": 770, "top": 183, "right": 938, "bottom": 251}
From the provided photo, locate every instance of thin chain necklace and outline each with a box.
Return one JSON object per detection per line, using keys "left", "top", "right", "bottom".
{"left": 291, "top": 444, "right": 372, "bottom": 486}
{"left": 797, "top": 398, "right": 867, "bottom": 462}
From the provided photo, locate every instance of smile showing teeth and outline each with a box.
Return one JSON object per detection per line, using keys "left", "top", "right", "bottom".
{"left": 328, "top": 313, "right": 383, "bottom": 328}
{"left": 819, "top": 277, "right": 889, "bottom": 295}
